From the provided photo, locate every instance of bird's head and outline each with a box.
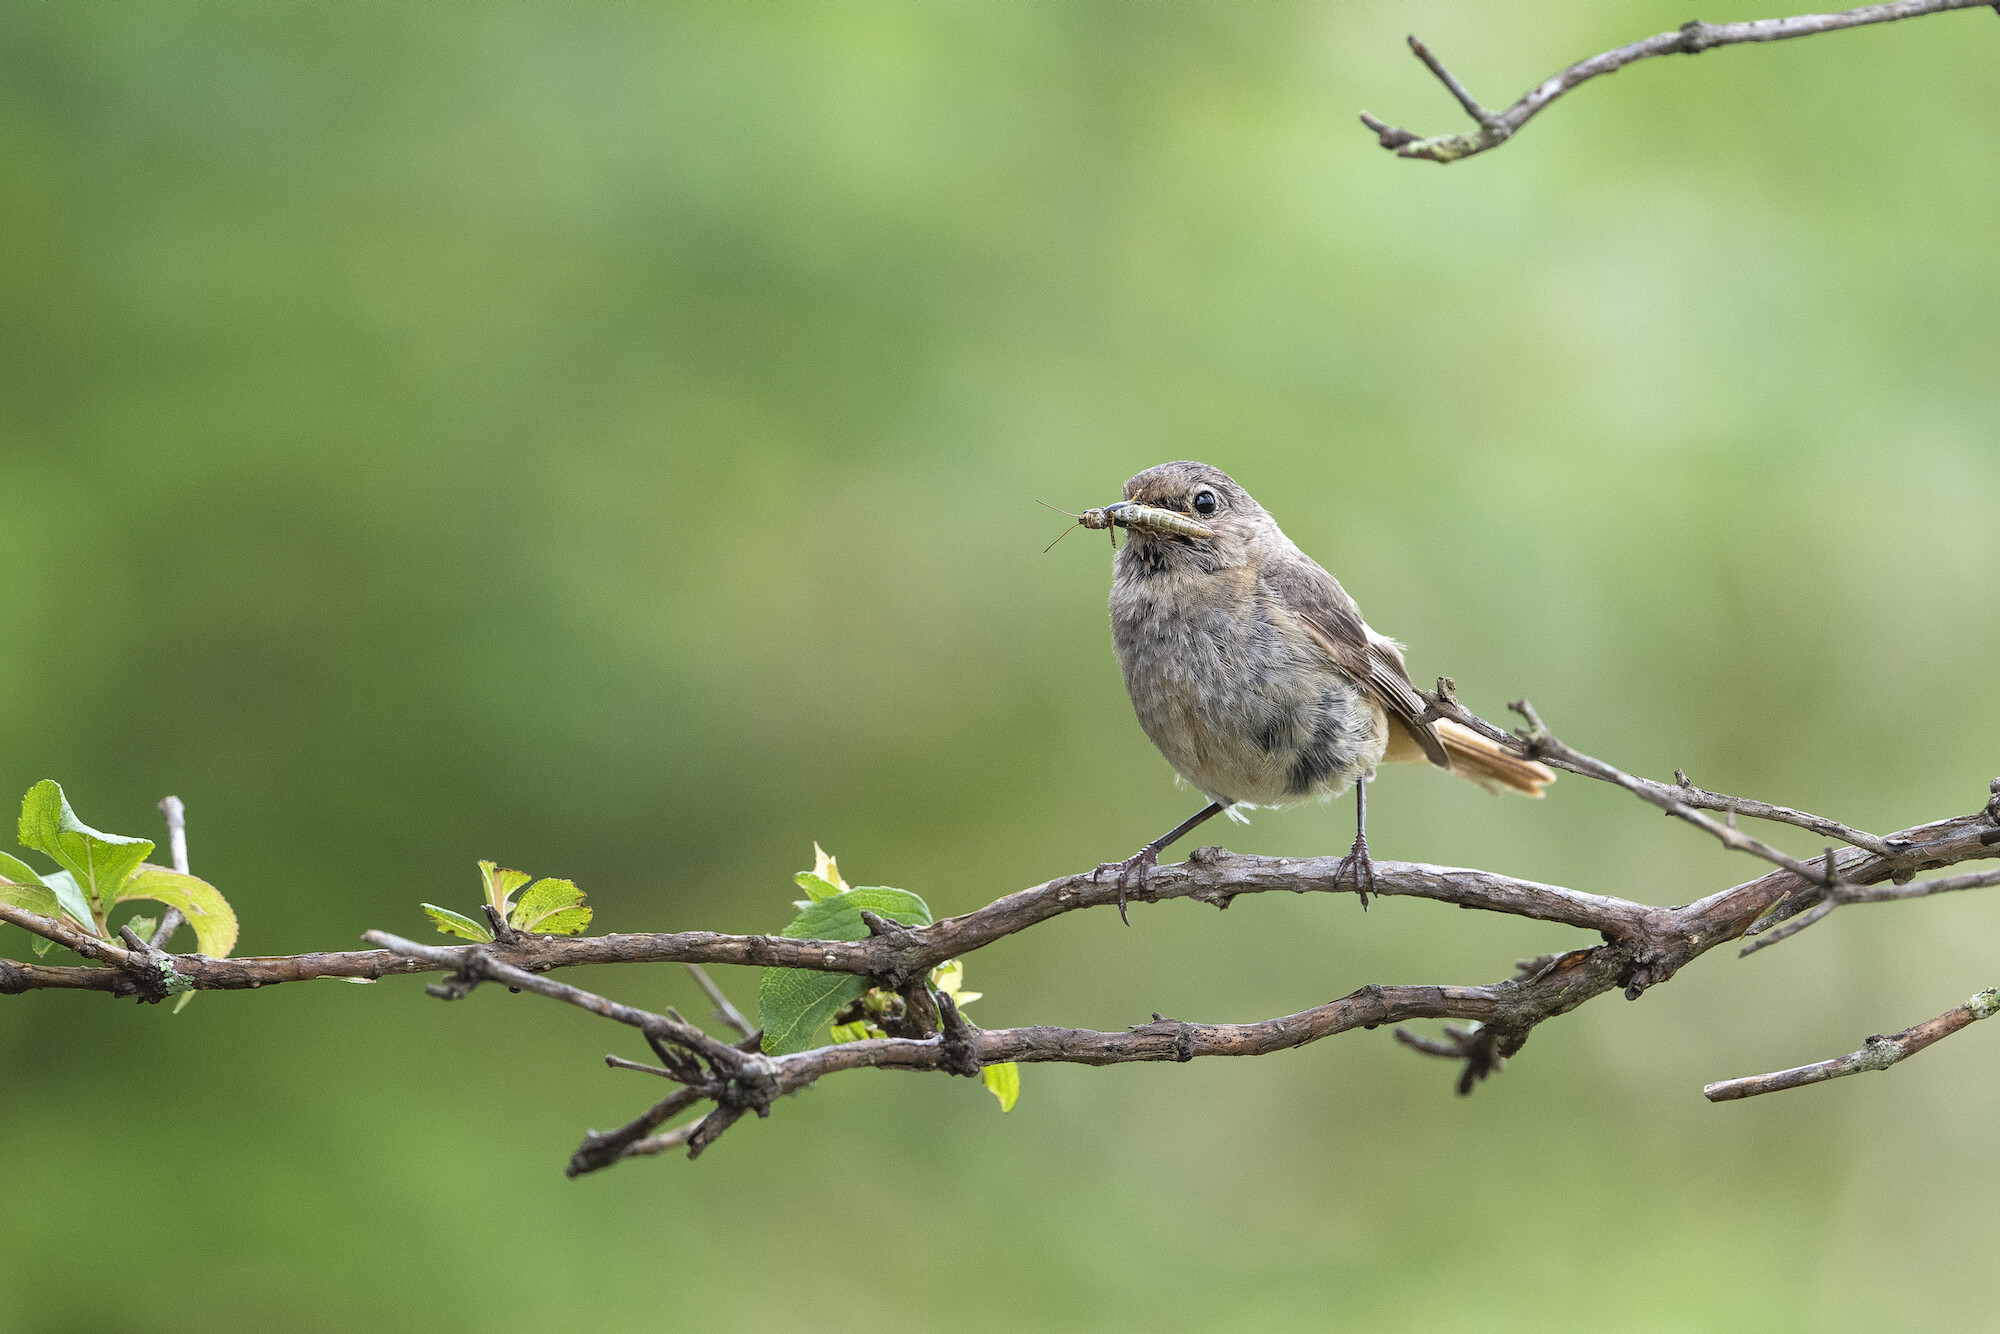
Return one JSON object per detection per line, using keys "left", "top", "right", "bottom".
{"left": 1110, "top": 461, "right": 1270, "bottom": 576}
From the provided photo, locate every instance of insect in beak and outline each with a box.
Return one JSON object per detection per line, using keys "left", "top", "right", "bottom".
{"left": 1037, "top": 499, "right": 1215, "bottom": 553}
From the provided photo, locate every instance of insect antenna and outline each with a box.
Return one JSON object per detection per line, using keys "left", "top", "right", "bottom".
{"left": 1036, "top": 499, "right": 1085, "bottom": 553}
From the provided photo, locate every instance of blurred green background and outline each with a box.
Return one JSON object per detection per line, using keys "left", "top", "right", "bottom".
{"left": 3, "top": 2, "right": 1998, "bottom": 1330}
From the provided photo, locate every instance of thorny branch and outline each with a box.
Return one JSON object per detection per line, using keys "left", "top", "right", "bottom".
{"left": 4, "top": 700, "right": 1998, "bottom": 1173}
{"left": 1359, "top": 0, "right": 1997, "bottom": 165}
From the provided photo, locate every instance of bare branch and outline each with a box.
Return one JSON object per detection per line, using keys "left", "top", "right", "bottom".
{"left": 6, "top": 706, "right": 1997, "bottom": 1174}
{"left": 361, "top": 931, "right": 750, "bottom": 1072}
{"left": 1738, "top": 856, "right": 2000, "bottom": 957}
{"left": 1704, "top": 988, "right": 2000, "bottom": 1100}
{"left": 683, "top": 962, "right": 756, "bottom": 1039}
{"left": 0, "top": 850, "right": 1660, "bottom": 996}
{"left": 1839, "top": 864, "right": 2000, "bottom": 904}
{"left": 1671, "top": 770, "right": 1892, "bottom": 855}
{"left": 0, "top": 901, "right": 141, "bottom": 967}
{"left": 1394, "top": 1021, "right": 1506, "bottom": 1095}
{"left": 150, "top": 795, "right": 190, "bottom": 949}
{"left": 1423, "top": 682, "right": 1853, "bottom": 887}
{"left": 1406, "top": 36, "right": 1498, "bottom": 130}
{"left": 1359, "top": 0, "right": 1995, "bottom": 165}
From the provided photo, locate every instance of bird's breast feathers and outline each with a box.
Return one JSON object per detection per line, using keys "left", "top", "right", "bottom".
{"left": 1111, "top": 564, "right": 1388, "bottom": 807}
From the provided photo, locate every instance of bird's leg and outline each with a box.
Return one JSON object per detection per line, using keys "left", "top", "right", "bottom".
{"left": 1094, "top": 802, "right": 1227, "bottom": 925}
{"left": 1332, "top": 778, "right": 1376, "bottom": 909}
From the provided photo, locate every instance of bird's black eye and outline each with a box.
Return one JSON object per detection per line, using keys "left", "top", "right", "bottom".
{"left": 1192, "top": 489, "right": 1219, "bottom": 516}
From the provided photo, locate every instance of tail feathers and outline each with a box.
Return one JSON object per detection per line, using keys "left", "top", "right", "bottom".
{"left": 1436, "top": 719, "right": 1556, "bottom": 797}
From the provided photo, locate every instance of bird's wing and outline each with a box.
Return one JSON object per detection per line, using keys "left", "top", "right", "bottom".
{"left": 1263, "top": 553, "right": 1450, "bottom": 768}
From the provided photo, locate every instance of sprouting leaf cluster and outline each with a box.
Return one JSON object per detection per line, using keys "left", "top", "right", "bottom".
{"left": 760, "top": 845, "right": 1019, "bottom": 1112}
{"left": 0, "top": 780, "right": 239, "bottom": 974}
{"left": 422, "top": 860, "right": 593, "bottom": 942}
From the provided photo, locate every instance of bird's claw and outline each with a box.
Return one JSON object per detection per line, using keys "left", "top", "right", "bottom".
{"left": 1333, "top": 833, "right": 1376, "bottom": 910}
{"left": 1092, "top": 849, "right": 1159, "bottom": 925}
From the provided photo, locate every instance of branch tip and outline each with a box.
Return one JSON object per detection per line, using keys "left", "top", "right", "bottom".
{"left": 1361, "top": 0, "right": 1989, "bottom": 164}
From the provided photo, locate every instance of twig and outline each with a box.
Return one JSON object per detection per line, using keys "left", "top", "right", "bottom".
{"left": 1423, "top": 683, "right": 1851, "bottom": 887}
{"left": 1738, "top": 891, "right": 1840, "bottom": 956}
{"left": 1671, "top": 770, "right": 1892, "bottom": 855}
{"left": 568, "top": 1088, "right": 705, "bottom": 1176}
{"left": 1839, "top": 865, "right": 2000, "bottom": 904}
{"left": 360, "top": 931, "right": 749, "bottom": 1072}
{"left": 683, "top": 962, "right": 755, "bottom": 1039}
{"left": 0, "top": 901, "right": 140, "bottom": 966}
{"left": 620, "top": 1120, "right": 704, "bottom": 1159}
{"left": 1359, "top": 0, "right": 1994, "bottom": 165}
{"left": 1738, "top": 864, "right": 2000, "bottom": 956}
{"left": 1704, "top": 988, "right": 2000, "bottom": 1100}
{"left": 0, "top": 902, "right": 180, "bottom": 1003}
{"left": 1394, "top": 1021, "right": 1505, "bottom": 1095}
{"left": 150, "top": 796, "right": 190, "bottom": 949}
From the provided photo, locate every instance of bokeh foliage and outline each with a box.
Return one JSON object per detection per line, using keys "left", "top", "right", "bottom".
{"left": 2, "top": 2, "right": 1997, "bottom": 1330}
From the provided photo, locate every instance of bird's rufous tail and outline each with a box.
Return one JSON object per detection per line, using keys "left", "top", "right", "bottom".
{"left": 1436, "top": 718, "right": 1556, "bottom": 797}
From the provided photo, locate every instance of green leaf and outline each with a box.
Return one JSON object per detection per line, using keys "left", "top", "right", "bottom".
{"left": 532, "top": 906, "right": 592, "bottom": 935}
{"left": 125, "top": 914, "right": 160, "bottom": 942}
{"left": 828, "top": 1020, "right": 878, "bottom": 1044}
{"left": 508, "top": 877, "right": 591, "bottom": 935}
{"left": 781, "top": 886, "right": 932, "bottom": 943}
{"left": 422, "top": 904, "right": 493, "bottom": 943}
{"left": 0, "top": 850, "right": 47, "bottom": 889}
{"left": 478, "top": 861, "right": 532, "bottom": 915}
{"left": 758, "top": 887, "right": 933, "bottom": 1055}
{"left": 981, "top": 1061, "right": 1020, "bottom": 1113}
{"left": 38, "top": 870, "right": 97, "bottom": 937}
{"left": 18, "top": 781, "right": 153, "bottom": 933}
{"left": 793, "top": 872, "right": 842, "bottom": 902}
{"left": 0, "top": 851, "right": 61, "bottom": 922}
{"left": 118, "top": 866, "right": 240, "bottom": 958}
{"left": 759, "top": 968, "right": 867, "bottom": 1056}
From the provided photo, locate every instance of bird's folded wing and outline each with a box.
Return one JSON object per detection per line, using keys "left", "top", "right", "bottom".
{"left": 1263, "top": 556, "right": 1451, "bottom": 768}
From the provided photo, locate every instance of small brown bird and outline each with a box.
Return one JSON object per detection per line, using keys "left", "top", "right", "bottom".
{"left": 1082, "top": 461, "right": 1553, "bottom": 919}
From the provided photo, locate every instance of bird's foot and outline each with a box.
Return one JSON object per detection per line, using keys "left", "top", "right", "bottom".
{"left": 1333, "top": 833, "right": 1377, "bottom": 910}
{"left": 1092, "top": 847, "right": 1160, "bottom": 926}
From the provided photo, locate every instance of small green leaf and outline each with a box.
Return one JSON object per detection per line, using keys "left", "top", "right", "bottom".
{"left": 18, "top": 781, "right": 154, "bottom": 933}
{"left": 781, "top": 886, "right": 932, "bottom": 943}
{"left": 759, "top": 969, "right": 867, "bottom": 1056}
{"left": 533, "top": 906, "right": 592, "bottom": 935}
{"left": 508, "top": 878, "right": 590, "bottom": 934}
{"left": 118, "top": 866, "right": 239, "bottom": 958}
{"left": 981, "top": 1061, "right": 1020, "bottom": 1113}
{"left": 125, "top": 914, "right": 160, "bottom": 942}
{"left": 758, "top": 887, "right": 933, "bottom": 1055}
{"left": 30, "top": 934, "right": 57, "bottom": 957}
{"left": 422, "top": 904, "right": 493, "bottom": 943}
{"left": 930, "top": 958, "right": 980, "bottom": 1006}
{"left": 794, "top": 872, "right": 842, "bottom": 902}
{"left": 0, "top": 851, "right": 61, "bottom": 923}
{"left": 38, "top": 870, "right": 97, "bottom": 937}
{"left": 828, "top": 1021, "right": 876, "bottom": 1043}
{"left": 0, "top": 850, "right": 47, "bottom": 889}
{"left": 478, "top": 861, "right": 532, "bottom": 915}
{"left": 808, "top": 843, "right": 848, "bottom": 894}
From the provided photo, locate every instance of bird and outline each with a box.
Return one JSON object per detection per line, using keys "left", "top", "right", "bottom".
{"left": 1079, "top": 460, "right": 1553, "bottom": 920}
